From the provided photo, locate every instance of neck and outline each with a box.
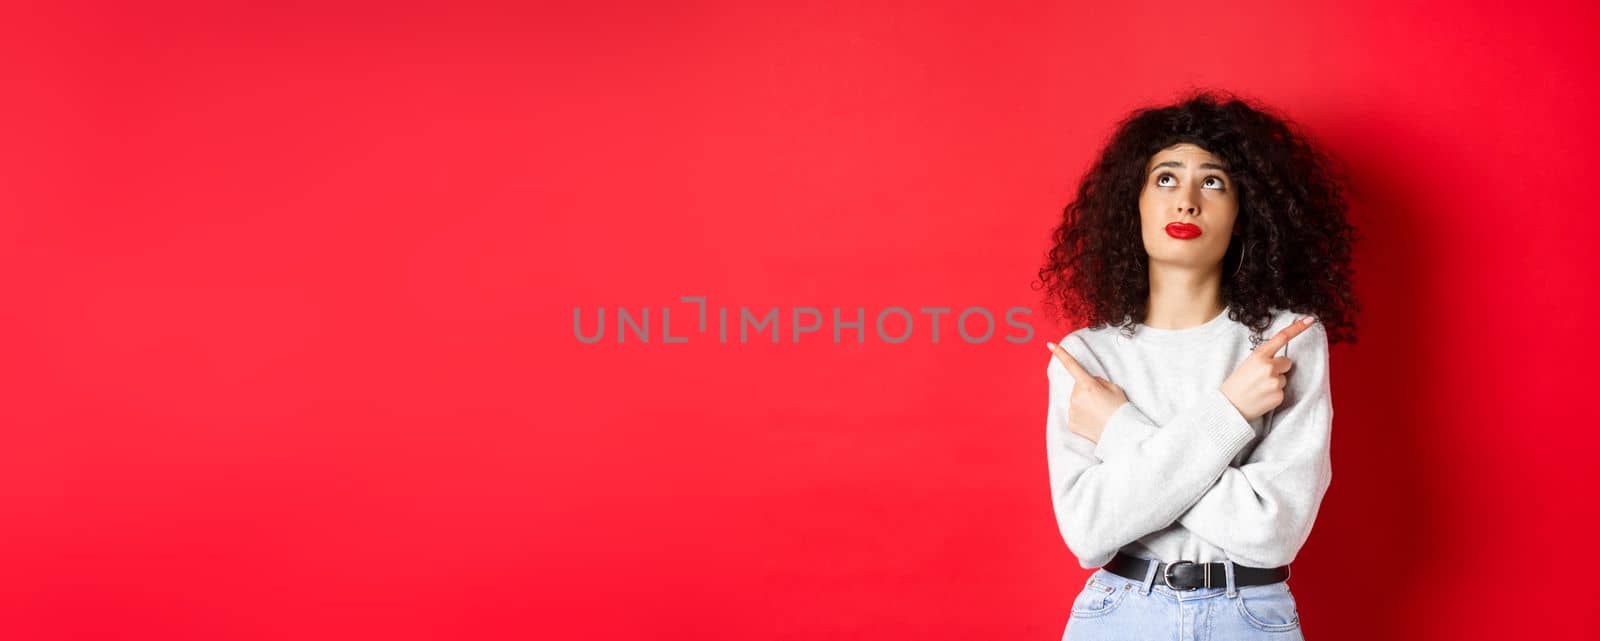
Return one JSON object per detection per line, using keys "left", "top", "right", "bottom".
{"left": 1144, "top": 261, "right": 1226, "bottom": 329}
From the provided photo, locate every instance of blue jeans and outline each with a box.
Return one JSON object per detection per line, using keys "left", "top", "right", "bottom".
{"left": 1062, "top": 559, "right": 1305, "bottom": 640}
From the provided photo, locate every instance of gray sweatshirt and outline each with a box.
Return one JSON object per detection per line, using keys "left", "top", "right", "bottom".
{"left": 1045, "top": 306, "right": 1334, "bottom": 569}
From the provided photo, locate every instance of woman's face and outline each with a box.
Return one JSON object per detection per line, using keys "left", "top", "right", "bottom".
{"left": 1138, "top": 143, "right": 1239, "bottom": 270}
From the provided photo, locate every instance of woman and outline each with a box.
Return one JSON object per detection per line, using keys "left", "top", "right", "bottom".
{"left": 1034, "top": 90, "right": 1359, "bottom": 640}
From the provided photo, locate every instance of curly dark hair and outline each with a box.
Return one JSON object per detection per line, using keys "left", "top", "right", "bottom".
{"left": 1033, "top": 88, "right": 1361, "bottom": 345}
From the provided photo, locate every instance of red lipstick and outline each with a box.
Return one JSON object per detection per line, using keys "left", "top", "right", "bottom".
{"left": 1165, "top": 222, "right": 1201, "bottom": 239}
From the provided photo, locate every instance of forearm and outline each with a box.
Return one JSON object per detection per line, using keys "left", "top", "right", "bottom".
{"left": 1092, "top": 330, "right": 1336, "bottom": 567}
{"left": 1175, "top": 451, "right": 1332, "bottom": 567}
{"left": 1047, "top": 387, "right": 1256, "bottom": 568}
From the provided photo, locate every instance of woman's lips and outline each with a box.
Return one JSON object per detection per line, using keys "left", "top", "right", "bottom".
{"left": 1165, "top": 222, "right": 1202, "bottom": 239}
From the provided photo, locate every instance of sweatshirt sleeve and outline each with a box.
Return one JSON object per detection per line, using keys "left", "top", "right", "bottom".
{"left": 1045, "top": 334, "right": 1258, "bottom": 569}
{"left": 1090, "top": 323, "right": 1335, "bottom": 568}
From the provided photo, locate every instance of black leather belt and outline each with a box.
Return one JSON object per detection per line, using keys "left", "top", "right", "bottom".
{"left": 1102, "top": 551, "right": 1290, "bottom": 590}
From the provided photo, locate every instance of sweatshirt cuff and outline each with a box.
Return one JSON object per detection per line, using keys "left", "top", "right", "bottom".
{"left": 1194, "top": 387, "right": 1256, "bottom": 457}
{"left": 1093, "top": 402, "right": 1157, "bottom": 460}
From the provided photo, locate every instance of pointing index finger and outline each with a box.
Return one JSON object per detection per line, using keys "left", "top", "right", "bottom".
{"left": 1046, "top": 341, "right": 1094, "bottom": 384}
{"left": 1255, "top": 316, "right": 1317, "bottom": 357}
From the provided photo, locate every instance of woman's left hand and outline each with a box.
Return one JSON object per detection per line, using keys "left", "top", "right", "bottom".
{"left": 1047, "top": 342, "right": 1130, "bottom": 443}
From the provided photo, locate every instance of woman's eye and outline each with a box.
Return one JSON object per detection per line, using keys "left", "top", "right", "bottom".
{"left": 1155, "top": 173, "right": 1226, "bottom": 190}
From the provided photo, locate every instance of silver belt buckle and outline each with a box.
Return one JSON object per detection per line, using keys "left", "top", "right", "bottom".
{"left": 1162, "top": 560, "right": 1205, "bottom": 590}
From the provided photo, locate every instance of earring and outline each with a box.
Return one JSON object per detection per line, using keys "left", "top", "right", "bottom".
{"left": 1232, "top": 238, "right": 1253, "bottom": 278}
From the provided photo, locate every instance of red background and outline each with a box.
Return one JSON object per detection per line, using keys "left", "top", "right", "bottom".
{"left": 3, "top": 1, "right": 1597, "bottom": 639}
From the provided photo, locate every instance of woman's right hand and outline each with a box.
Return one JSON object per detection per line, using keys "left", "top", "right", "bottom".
{"left": 1220, "top": 316, "right": 1318, "bottom": 422}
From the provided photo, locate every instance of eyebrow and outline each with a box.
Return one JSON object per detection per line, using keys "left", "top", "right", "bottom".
{"left": 1149, "top": 160, "right": 1229, "bottom": 174}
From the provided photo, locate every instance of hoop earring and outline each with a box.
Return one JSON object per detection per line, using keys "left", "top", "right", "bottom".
{"left": 1232, "top": 238, "right": 1253, "bottom": 279}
